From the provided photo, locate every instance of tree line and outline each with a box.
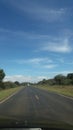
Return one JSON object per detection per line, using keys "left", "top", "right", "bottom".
{"left": 1, "top": 68, "right": 73, "bottom": 89}
{"left": 38, "top": 73, "right": 73, "bottom": 86}
{"left": 0, "top": 69, "right": 20, "bottom": 90}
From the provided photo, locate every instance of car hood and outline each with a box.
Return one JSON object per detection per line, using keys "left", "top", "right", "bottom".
{"left": 0, "top": 116, "right": 73, "bottom": 130}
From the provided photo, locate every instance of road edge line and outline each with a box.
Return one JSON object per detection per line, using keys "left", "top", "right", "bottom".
{"left": 37, "top": 87, "right": 73, "bottom": 101}
{"left": 0, "top": 86, "right": 25, "bottom": 104}
{"left": 56, "top": 93, "right": 73, "bottom": 100}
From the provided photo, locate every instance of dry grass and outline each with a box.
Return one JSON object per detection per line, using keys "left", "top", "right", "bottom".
{"left": 37, "top": 85, "right": 73, "bottom": 97}
{"left": 0, "top": 86, "right": 23, "bottom": 102}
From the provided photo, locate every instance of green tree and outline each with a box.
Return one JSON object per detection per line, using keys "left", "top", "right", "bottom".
{"left": 14, "top": 81, "right": 20, "bottom": 86}
{"left": 67, "top": 73, "right": 73, "bottom": 80}
{"left": 4, "top": 81, "right": 17, "bottom": 89}
{"left": 54, "top": 74, "right": 66, "bottom": 85}
{"left": 67, "top": 73, "right": 73, "bottom": 85}
{"left": 0, "top": 69, "right": 5, "bottom": 82}
{"left": 0, "top": 69, "right": 5, "bottom": 89}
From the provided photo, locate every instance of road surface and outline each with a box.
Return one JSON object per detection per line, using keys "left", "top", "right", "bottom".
{"left": 0, "top": 86, "right": 73, "bottom": 126}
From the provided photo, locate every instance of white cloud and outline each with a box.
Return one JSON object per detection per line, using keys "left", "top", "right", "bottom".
{"left": 4, "top": 75, "right": 32, "bottom": 83}
{"left": 0, "top": 28, "right": 50, "bottom": 40}
{"left": 14, "top": 57, "right": 53, "bottom": 65}
{"left": 34, "top": 8, "right": 65, "bottom": 22}
{"left": 10, "top": 58, "right": 57, "bottom": 70}
{"left": 48, "top": 70, "right": 73, "bottom": 76}
{"left": 43, "top": 64, "right": 57, "bottom": 69}
{"left": 28, "top": 58, "right": 45, "bottom": 64}
{"left": 5, "top": 0, "right": 66, "bottom": 22}
{"left": 4, "top": 70, "right": 73, "bottom": 83}
{"left": 42, "top": 38, "right": 72, "bottom": 53}
{"left": 58, "top": 58, "right": 65, "bottom": 63}
{"left": 4, "top": 75, "right": 48, "bottom": 83}
{"left": 35, "top": 76, "right": 49, "bottom": 81}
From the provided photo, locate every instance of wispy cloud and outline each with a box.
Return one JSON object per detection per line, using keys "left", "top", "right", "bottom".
{"left": 41, "top": 38, "right": 72, "bottom": 53}
{"left": 14, "top": 58, "right": 53, "bottom": 65}
{"left": 43, "top": 64, "right": 57, "bottom": 69}
{"left": 5, "top": 0, "right": 66, "bottom": 22}
{"left": 12, "top": 57, "right": 57, "bottom": 70}
{"left": 58, "top": 58, "right": 65, "bottom": 63}
{"left": 0, "top": 28, "right": 50, "bottom": 40}
{"left": 34, "top": 8, "right": 66, "bottom": 22}
{"left": 48, "top": 70, "right": 73, "bottom": 76}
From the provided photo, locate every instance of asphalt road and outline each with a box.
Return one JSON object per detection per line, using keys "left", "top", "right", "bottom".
{"left": 0, "top": 86, "right": 73, "bottom": 126}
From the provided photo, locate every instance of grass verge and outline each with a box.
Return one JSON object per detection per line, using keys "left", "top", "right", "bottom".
{"left": 0, "top": 86, "right": 23, "bottom": 102}
{"left": 37, "top": 85, "right": 73, "bottom": 98}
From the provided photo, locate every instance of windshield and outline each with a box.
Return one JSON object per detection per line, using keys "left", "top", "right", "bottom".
{"left": 0, "top": 0, "right": 73, "bottom": 129}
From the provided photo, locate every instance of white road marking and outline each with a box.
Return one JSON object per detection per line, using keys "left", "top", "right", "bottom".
{"left": 35, "top": 95, "right": 39, "bottom": 100}
{"left": 57, "top": 93, "right": 73, "bottom": 100}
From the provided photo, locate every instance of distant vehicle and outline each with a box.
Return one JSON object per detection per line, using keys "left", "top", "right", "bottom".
{"left": 27, "top": 83, "right": 30, "bottom": 87}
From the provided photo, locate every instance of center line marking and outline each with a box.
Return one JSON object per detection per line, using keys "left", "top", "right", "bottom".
{"left": 35, "top": 95, "right": 39, "bottom": 100}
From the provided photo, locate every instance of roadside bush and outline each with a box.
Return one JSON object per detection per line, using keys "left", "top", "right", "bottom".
{"left": 4, "top": 81, "right": 17, "bottom": 89}
{"left": 0, "top": 82, "right": 5, "bottom": 89}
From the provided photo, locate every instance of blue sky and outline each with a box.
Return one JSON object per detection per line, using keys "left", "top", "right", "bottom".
{"left": 0, "top": 0, "right": 73, "bottom": 82}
